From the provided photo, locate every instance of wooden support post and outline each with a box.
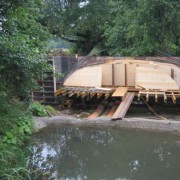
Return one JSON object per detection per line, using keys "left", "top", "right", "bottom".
{"left": 97, "top": 93, "right": 103, "bottom": 99}
{"left": 81, "top": 92, "right": 87, "bottom": 98}
{"left": 171, "top": 92, "right": 176, "bottom": 104}
{"left": 112, "top": 64, "right": 114, "bottom": 87}
{"left": 137, "top": 92, "right": 141, "bottom": 101}
{"left": 90, "top": 93, "right": 96, "bottom": 98}
{"left": 163, "top": 92, "right": 167, "bottom": 103}
{"left": 105, "top": 93, "right": 110, "bottom": 99}
{"left": 155, "top": 93, "right": 158, "bottom": 103}
{"left": 76, "top": 92, "right": 82, "bottom": 97}
{"left": 146, "top": 92, "right": 149, "bottom": 102}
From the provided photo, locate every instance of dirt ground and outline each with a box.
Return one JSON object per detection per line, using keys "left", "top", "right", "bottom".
{"left": 33, "top": 103, "right": 180, "bottom": 134}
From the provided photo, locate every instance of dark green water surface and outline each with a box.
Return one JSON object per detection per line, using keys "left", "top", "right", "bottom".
{"left": 28, "top": 126, "right": 180, "bottom": 180}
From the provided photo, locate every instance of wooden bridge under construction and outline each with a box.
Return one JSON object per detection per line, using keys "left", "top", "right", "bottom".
{"left": 33, "top": 56, "right": 180, "bottom": 120}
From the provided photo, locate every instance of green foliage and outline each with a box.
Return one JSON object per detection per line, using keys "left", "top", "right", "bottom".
{"left": 42, "top": 0, "right": 179, "bottom": 56}
{"left": 105, "top": 0, "right": 179, "bottom": 56}
{"left": 44, "top": 105, "right": 60, "bottom": 115}
{"left": 29, "top": 102, "right": 48, "bottom": 117}
{"left": 42, "top": 0, "right": 111, "bottom": 55}
{"left": 3, "top": 116, "right": 33, "bottom": 145}
{"left": 28, "top": 102, "right": 60, "bottom": 116}
{"left": 0, "top": 0, "right": 51, "bottom": 100}
{"left": 0, "top": 144, "right": 36, "bottom": 180}
{"left": 0, "top": 94, "right": 33, "bottom": 145}
{"left": 0, "top": 97, "right": 34, "bottom": 179}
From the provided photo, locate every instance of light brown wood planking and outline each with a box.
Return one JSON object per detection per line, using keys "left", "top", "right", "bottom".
{"left": 112, "top": 92, "right": 135, "bottom": 120}
{"left": 64, "top": 66, "right": 102, "bottom": 87}
{"left": 112, "top": 87, "right": 128, "bottom": 97}
{"left": 62, "top": 59, "right": 180, "bottom": 91}
{"left": 126, "top": 63, "right": 136, "bottom": 86}
{"left": 101, "top": 64, "right": 113, "bottom": 86}
{"left": 114, "top": 63, "right": 125, "bottom": 86}
{"left": 135, "top": 66, "right": 179, "bottom": 90}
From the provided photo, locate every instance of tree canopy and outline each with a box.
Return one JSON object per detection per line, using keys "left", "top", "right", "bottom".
{"left": 42, "top": 0, "right": 179, "bottom": 56}
{"left": 105, "top": 0, "right": 180, "bottom": 56}
{"left": 41, "top": 0, "right": 111, "bottom": 55}
{"left": 0, "top": 0, "right": 50, "bottom": 99}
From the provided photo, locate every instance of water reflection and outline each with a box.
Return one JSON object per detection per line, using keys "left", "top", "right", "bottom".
{"left": 28, "top": 127, "right": 180, "bottom": 180}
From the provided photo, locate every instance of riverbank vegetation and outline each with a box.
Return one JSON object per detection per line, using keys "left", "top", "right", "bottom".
{"left": 0, "top": 0, "right": 50, "bottom": 179}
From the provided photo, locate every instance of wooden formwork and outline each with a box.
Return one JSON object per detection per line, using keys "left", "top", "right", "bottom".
{"left": 55, "top": 57, "right": 180, "bottom": 119}
{"left": 138, "top": 90, "right": 180, "bottom": 104}
{"left": 55, "top": 87, "right": 114, "bottom": 100}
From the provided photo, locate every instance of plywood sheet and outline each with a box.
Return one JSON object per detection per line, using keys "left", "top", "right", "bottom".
{"left": 174, "top": 68, "right": 180, "bottom": 88}
{"left": 135, "top": 66, "right": 179, "bottom": 90}
{"left": 112, "top": 87, "right": 128, "bottom": 97}
{"left": 101, "top": 64, "right": 112, "bottom": 86}
{"left": 114, "top": 63, "right": 125, "bottom": 86}
{"left": 126, "top": 63, "right": 136, "bottom": 86}
{"left": 64, "top": 66, "right": 102, "bottom": 87}
{"left": 158, "top": 65, "right": 171, "bottom": 76}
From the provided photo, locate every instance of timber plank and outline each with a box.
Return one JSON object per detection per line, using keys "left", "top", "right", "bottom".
{"left": 64, "top": 66, "right": 102, "bottom": 87}
{"left": 135, "top": 66, "right": 179, "bottom": 90}
{"left": 112, "top": 87, "right": 128, "bottom": 97}
{"left": 112, "top": 92, "right": 135, "bottom": 120}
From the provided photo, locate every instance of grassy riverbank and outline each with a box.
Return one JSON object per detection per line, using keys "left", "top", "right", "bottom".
{"left": 0, "top": 97, "right": 34, "bottom": 179}
{"left": 0, "top": 97, "right": 59, "bottom": 179}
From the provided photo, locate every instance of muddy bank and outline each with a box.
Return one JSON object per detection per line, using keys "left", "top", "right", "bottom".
{"left": 33, "top": 113, "right": 180, "bottom": 134}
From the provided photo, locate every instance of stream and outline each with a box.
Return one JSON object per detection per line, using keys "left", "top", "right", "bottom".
{"left": 28, "top": 126, "right": 180, "bottom": 180}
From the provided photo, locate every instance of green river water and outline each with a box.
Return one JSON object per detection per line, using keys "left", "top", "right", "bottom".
{"left": 28, "top": 126, "right": 180, "bottom": 180}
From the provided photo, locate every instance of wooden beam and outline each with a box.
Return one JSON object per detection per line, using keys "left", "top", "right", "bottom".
{"left": 112, "top": 64, "right": 114, "bottom": 86}
{"left": 90, "top": 93, "right": 96, "bottom": 98}
{"left": 146, "top": 92, "right": 149, "bottom": 102}
{"left": 112, "top": 87, "right": 128, "bottom": 97}
{"left": 81, "top": 92, "right": 87, "bottom": 98}
{"left": 105, "top": 93, "right": 110, "bottom": 99}
{"left": 62, "top": 91, "right": 69, "bottom": 96}
{"left": 155, "top": 93, "right": 158, "bottom": 103}
{"left": 137, "top": 92, "right": 141, "bottom": 101}
{"left": 125, "top": 64, "right": 127, "bottom": 86}
{"left": 76, "top": 92, "right": 82, "bottom": 97}
{"left": 55, "top": 89, "right": 65, "bottom": 96}
{"left": 163, "top": 92, "right": 167, "bottom": 103}
{"left": 112, "top": 92, "right": 135, "bottom": 120}
{"left": 97, "top": 93, "right": 103, "bottom": 99}
{"left": 68, "top": 92, "right": 76, "bottom": 97}
{"left": 171, "top": 92, "right": 176, "bottom": 104}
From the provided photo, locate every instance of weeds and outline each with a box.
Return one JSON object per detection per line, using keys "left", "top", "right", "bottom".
{"left": 28, "top": 102, "right": 48, "bottom": 117}
{"left": 0, "top": 97, "right": 34, "bottom": 179}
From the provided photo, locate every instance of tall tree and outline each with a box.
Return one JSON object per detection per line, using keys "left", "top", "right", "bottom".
{"left": 105, "top": 0, "right": 180, "bottom": 56}
{"left": 41, "top": 0, "right": 111, "bottom": 55}
{"left": 0, "top": 0, "right": 50, "bottom": 99}
{"left": 42, "top": 0, "right": 179, "bottom": 56}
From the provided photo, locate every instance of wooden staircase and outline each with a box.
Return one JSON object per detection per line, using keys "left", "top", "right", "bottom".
{"left": 32, "top": 59, "right": 58, "bottom": 105}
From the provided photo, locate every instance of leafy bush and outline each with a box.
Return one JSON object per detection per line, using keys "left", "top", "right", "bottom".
{"left": 0, "top": 97, "right": 34, "bottom": 179}
{"left": 29, "top": 102, "right": 48, "bottom": 117}
{"left": 3, "top": 116, "right": 33, "bottom": 145}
